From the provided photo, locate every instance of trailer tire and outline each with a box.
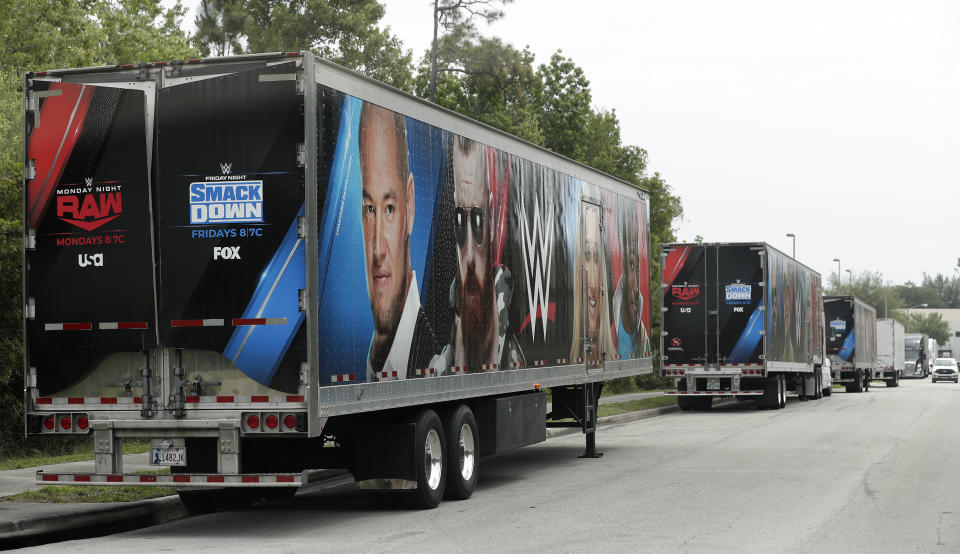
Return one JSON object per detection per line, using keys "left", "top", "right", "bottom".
{"left": 411, "top": 409, "right": 446, "bottom": 509}
{"left": 678, "top": 397, "right": 694, "bottom": 411}
{"left": 443, "top": 405, "right": 479, "bottom": 501}
{"left": 777, "top": 374, "right": 786, "bottom": 409}
{"left": 823, "top": 386, "right": 833, "bottom": 397}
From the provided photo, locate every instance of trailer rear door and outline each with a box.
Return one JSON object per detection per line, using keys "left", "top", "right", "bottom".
{"left": 25, "top": 81, "right": 157, "bottom": 396}
{"left": 661, "top": 244, "right": 707, "bottom": 367}
{"left": 715, "top": 245, "right": 765, "bottom": 366}
{"left": 155, "top": 61, "right": 307, "bottom": 393}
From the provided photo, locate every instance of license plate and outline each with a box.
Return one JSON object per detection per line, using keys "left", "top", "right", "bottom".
{"left": 707, "top": 379, "right": 721, "bottom": 391}
{"left": 150, "top": 446, "right": 186, "bottom": 466}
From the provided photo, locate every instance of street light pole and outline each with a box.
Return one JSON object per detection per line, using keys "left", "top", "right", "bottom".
{"left": 832, "top": 258, "right": 840, "bottom": 284}
{"left": 786, "top": 233, "right": 795, "bottom": 258}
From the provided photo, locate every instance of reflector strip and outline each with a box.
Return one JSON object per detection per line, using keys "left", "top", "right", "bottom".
{"left": 216, "top": 396, "right": 235, "bottom": 403}
{"left": 509, "top": 362, "right": 522, "bottom": 368}
{"left": 171, "top": 319, "right": 225, "bottom": 327}
{"left": 380, "top": 371, "right": 399, "bottom": 380}
{"left": 36, "top": 398, "right": 52, "bottom": 404}
{"left": 533, "top": 360, "right": 546, "bottom": 367}
{"left": 99, "top": 321, "right": 149, "bottom": 330}
{"left": 44, "top": 322, "right": 92, "bottom": 331}
{"left": 100, "top": 397, "right": 117, "bottom": 404}
{"left": 30, "top": 395, "right": 306, "bottom": 408}
{"left": 286, "top": 395, "right": 304, "bottom": 402}
{"left": 415, "top": 368, "right": 438, "bottom": 376}
{"left": 450, "top": 366, "right": 466, "bottom": 374}
{"left": 36, "top": 472, "right": 306, "bottom": 487}
{"left": 232, "top": 318, "right": 287, "bottom": 326}
{"left": 330, "top": 374, "right": 355, "bottom": 383}
{"left": 481, "top": 364, "right": 497, "bottom": 371}
{"left": 186, "top": 396, "right": 199, "bottom": 403}
{"left": 556, "top": 358, "right": 568, "bottom": 364}
{"left": 252, "top": 396, "right": 269, "bottom": 402}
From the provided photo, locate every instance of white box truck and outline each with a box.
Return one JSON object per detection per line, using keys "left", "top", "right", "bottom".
{"left": 875, "top": 318, "right": 903, "bottom": 387}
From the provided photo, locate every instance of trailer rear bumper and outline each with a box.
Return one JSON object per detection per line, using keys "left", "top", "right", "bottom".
{"left": 35, "top": 470, "right": 312, "bottom": 488}
{"left": 664, "top": 390, "right": 764, "bottom": 396}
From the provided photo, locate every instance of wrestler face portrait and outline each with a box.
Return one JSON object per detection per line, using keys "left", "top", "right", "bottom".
{"left": 453, "top": 138, "right": 495, "bottom": 338}
{"left": 621, "top": 210, "right": 640, "bottom": 332}
{"left": 583, "top": 208, "right": 602, "bottom": 341}
{"left": 359, "top": 104, "right": 415, "bottom": 337}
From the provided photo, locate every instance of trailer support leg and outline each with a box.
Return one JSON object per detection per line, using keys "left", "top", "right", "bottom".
{"left": 93, "top": 425, "right": 122, "bottom": 474}
{"left": 579, "top": 382, "right": 603, "bottom": 459}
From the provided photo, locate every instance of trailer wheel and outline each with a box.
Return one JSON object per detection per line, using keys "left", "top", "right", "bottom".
{"left": 823, "top": 385, "right": 832, "bottom": 397}
{"left": 887, "top": 372, "right": 899, "bottom": 387}
{"left": 777, "top": 374, "right": 786, "bottom": 409}
{"left": 411, "top": 409, "right": 446, "bottom": 509}
{"left": 678, "top": 397, "right": 694, "bottom": 411}
{"left": 863, "top": 372, "right": 870, "bottom": 392}
{"left": 443, "top": 405, "right": 479, "bottom": 500}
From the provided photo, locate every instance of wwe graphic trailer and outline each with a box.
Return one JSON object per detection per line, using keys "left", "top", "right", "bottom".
{"left": 22, "top": 53, "right": 652, "bottom": 511}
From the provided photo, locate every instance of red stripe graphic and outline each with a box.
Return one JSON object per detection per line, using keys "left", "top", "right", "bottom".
{"left": 662, "top": 246, "right": 691, "bottom": 287}
{"left": 27, "top": 83, "right": 95, "bottom": 228}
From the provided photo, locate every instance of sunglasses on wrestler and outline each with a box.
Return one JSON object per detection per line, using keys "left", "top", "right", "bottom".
{"left": 454, "top": 206, "right": 484, "bottom": 247}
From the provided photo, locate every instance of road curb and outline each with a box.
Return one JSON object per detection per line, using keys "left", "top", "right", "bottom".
{"left": 546, "top": 403, "right": 680, "bottom": 438}
{"left": 0, "top": 495, "right": 187, "bottom": 549}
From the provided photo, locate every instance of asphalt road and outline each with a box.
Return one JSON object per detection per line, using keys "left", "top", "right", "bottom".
{"left": 32, "top": 378, "right": 960, "bottom": 552}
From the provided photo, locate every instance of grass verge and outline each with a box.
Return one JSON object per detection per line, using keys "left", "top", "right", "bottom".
{"left": 598, "top": 395, "right": 676, "bottom": 417}
{"left": 1, "top": 469, "right": 172, "bottom": 503}
{"left": 0, "top": 440, "right": 152, "bottom": 471}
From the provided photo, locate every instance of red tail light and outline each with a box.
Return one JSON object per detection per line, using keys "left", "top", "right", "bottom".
{"left": 283, "top": 414, "right": 296, "bottom": 429}
{"left": 60, "top": 416, "right": 72, "bottom": 430}
{"left": 76, "top": 416, "right": 89, "bottom": 431}
{"left": 265, "top": 415, "right": 279, "bottom": 429}
{"left": 246, "top": 414, "right": 260, "bottom": 429}
{"left": 43, "top": 416, "right": 55, "bottom": 431}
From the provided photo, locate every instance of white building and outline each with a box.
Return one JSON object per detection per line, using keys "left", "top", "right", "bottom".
{"left": 900, "top": 308, "right": 960, "bottom": 358}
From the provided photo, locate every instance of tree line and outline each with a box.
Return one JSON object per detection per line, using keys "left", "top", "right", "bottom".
{"left": 826, "top": 266, "right": 960, "bottom": 344}
{"left": 0, "top": 0, "right": 682, "bottom": 451}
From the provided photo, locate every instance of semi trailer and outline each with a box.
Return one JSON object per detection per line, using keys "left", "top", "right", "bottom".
{"left": 824, "top": 296, "right": 877, "bottom": 392}
{"left": 904, "top": 333, "right": 929, "bottom": 378}
{"left": 875, "top": 318, "right": 903, "bottom": 387}
{"left": 659, "top": 242, "right": 828, "bottom": 410}
{"left": 22, "top": 52, "right": 655, "bottom": 510}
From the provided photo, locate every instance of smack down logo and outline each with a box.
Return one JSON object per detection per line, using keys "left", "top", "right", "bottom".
{"left": 189, "top": 181, "right": 263, "bottom": 224}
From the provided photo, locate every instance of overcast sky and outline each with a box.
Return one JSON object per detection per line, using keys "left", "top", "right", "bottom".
{"left": 174, "top": 0, "right": 959, "bottom": 285}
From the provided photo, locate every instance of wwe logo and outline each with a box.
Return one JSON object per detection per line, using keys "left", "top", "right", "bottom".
{"left": 84, "top": 178, "right": 93, "bottom": 187}
{"left": 519, "top": 188, "right": 555, "bottom": 341}
{"left": 220, "top": 162, "right": 232, "bottom": 174}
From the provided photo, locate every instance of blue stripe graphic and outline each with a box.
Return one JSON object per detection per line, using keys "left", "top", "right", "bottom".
{"left": 728, "top": 299, "right": 764, "bottom": 363}
{"left": 223, "top": 205, "right": 306, "bottom": 385}
{"left": 838, "top": 330, "right": 855, "bottom": 361}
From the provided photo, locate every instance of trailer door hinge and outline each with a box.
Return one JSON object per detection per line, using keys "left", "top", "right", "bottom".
{"left": 25, "top": 228, "right": 36, "bottom": 251}
{"left": 296, "top": 143, "right": 306, "bottom": 167}
{"left": 298, "top": 289, "right": 307, "bottom": 312}
{"left": 297, "top": 215, "right": 306, "bottom": 239}
{"left": 25, "top": 298, "right": 35, "bottom": 320}
{"left": 300, "top": 362, "right": 309, "bottom": 385}
{"left": 25, "top": 159, "right": 36, "bottom": 181}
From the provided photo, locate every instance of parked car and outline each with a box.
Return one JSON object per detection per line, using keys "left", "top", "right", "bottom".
{"left": 931, "top": 358, "right": 959, "bottom": 383}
